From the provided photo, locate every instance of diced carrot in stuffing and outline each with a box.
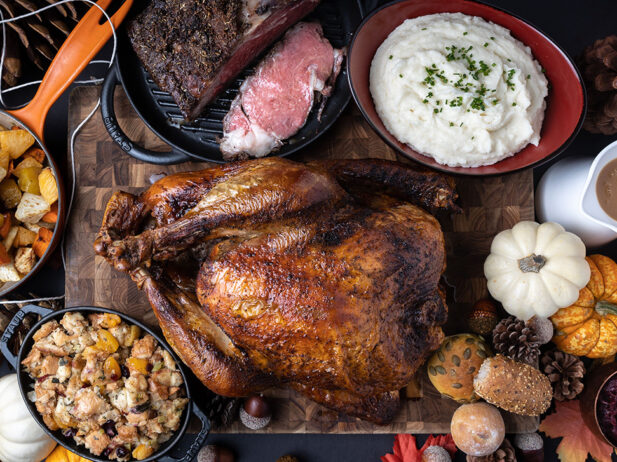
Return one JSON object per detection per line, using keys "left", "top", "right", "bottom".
{"left": 41, "top": 202, "right": 58, "bottom": 223}
{"left": 33, "top": 227, "right": 53, "bottom": 258}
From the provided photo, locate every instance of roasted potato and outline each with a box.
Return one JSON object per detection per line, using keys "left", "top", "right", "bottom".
{"left": 38, "top": 168, "right": 57, "bottom": 205}
{"left": 0, "top": 178, "right": 22, "bottom": 208}
{"left": 0, "top": 129, "right": 35, "bottom": 159}
{"left": 0, "top": 262, "right": 20, "bottom": 282}
{"left": 3, "top": 226, "right": 18, "bottom": 249}
{"left": 15, "top": 193, "right": 50, "bottom": 224}
{"left": 17, "top": 166, "right": 42, "bottom": 195}
{"left": 12, "top": 157, "right": 42, "bottom": 176}
{"left": 14, "top": 247, "right": 35, "bottom": 274}
{"left": 13, "top": 226, "right": 37, "bottom": 247}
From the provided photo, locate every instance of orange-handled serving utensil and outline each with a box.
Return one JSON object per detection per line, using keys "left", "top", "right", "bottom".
{"left": 0, "top": 0, "right": 133, "bottom": 296}
{"left": 8, "top": 0, "right": 133, "bottom": 141}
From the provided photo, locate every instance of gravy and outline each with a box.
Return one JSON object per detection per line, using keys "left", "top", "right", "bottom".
{"left": 597, "top": 157, "right": 617, "bottom": 220}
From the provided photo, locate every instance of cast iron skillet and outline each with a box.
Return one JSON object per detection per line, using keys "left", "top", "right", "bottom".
{"left": 0, "top": 305, "right": 210, "bottom": 462}
{"left": 99, "top": 0, "right": 364, "bottom": 164}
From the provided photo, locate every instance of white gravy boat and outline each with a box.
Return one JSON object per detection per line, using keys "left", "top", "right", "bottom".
{"left": 536, "top": 139, "right": 617, "bottom": 248}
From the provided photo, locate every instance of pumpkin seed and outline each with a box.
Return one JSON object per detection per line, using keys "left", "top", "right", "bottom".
{"left": 435, "top": 365, "right": 446, "bottom": 375}
{"left": 429, "top": 366, "right": 437, "bottom": 376}
{"left": 476, "top": 349, "right": 487, "bottom": 359}
{"left": 451, "top": 383, "right": 463, "bottom": 389}
{"left": 463, "top": 348, "right": 471, "bottom": 359}
{"left": 452, "top": 355, "right": 461, "bottom": 366}
{"left": 465, "top": 337, "right": 475, "bottom": 344}
{"left": 445, "top": 341, "right": 452, "bottom": 351}
{"left": 468, "top": 366, "right": 476, "bottom": 374}
{"left": 437, "top": 351, "right": 445, "bottom": 362}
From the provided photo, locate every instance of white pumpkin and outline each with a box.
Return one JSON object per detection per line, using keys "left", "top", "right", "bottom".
{"left": 0, "top": 374, "right": 56, "bottom": 462}
{"left": 484, "top": 221, "right": 591, "bottom": 320}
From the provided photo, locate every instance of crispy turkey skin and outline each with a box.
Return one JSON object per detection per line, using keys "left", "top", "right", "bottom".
{"left": 94, "top": 158, "right": 458, "bottom": 424}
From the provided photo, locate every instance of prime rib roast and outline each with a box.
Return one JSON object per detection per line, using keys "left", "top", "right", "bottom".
{"left": 220, "top": 22, "right": 345, "bottom": 159}
{"left": 94, "top": 158, "right": 458, "bottom": 424}
{"left": 128, "top": 0, "right": 320, "bottom": 121}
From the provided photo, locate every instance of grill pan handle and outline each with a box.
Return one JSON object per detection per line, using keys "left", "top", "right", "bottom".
{"left": 0, "top": 304, "right": 54, "bottom": 369}
{"left": 101, "top": 66, "right": 192, "bottom": 165}
{"left": 158, "top": 402, "right": 211, "bottom": 462}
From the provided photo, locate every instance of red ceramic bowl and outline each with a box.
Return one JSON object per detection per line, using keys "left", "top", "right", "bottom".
{"left": 347, "top": 0, "right": 586, "bottom": 176}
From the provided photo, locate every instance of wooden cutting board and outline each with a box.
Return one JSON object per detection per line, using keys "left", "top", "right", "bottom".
{"left": 65, "top": 86, "right": 537, "bottom": 434}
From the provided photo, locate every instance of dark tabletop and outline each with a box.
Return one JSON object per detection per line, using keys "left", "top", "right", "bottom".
{"left": 2, "top": 0, "right": 617, "bottom": 461}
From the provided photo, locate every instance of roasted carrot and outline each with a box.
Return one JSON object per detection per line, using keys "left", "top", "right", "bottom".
{"left": 0, "top": 213, "right": 10, "bottom": 238}
{"left": 24, "top": 147, "right": 45, "bottom": 163}
{"left": 0, "top": 242, "right": 10, "bottom": 264}
{"left": 41, "top": 202, "right": 58, "bottom": 223}
{"left": 33, "top": 227, "right": 53, "bottom": 258}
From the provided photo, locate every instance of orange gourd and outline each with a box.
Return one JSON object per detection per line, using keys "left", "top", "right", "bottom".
{"left": 45, "top": 446, "right": 89, "bottom": 462}
{"left": 551, "top": 255, "right": 617, "bottom": 358}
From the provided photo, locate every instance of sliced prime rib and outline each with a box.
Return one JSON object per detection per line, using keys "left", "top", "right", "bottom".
{"left": 128, "top": 0, "right": 320, "bottom": 121}
{"left": 220, "top": 22, "right": 344, "bottom": 160}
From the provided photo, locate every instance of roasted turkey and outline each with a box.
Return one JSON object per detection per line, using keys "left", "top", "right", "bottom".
{"left": 94, "top": 158, "right": 458, "bottom": 424}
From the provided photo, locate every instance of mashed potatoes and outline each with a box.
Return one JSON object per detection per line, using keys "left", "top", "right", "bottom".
{"left": 370, "top": 13, "right": 548, "bottom": 167}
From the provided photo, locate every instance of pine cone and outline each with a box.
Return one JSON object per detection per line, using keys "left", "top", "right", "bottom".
{"left": 0, "top": 0, "right": 86, "bottom": 87}
{"left": 541, "top": 349, "right": 586, "bottom": 401}
{"left": 492, "top": 316, "right": 540, "bottom": 366}
{"left": 579, "top": 35, "right": 617, "bottom": 134}
{"left": 466, "top": 438, "right": 516, "bottom": 462}
{"left": 201, "top": 393, "right": 241, "bottom": 429}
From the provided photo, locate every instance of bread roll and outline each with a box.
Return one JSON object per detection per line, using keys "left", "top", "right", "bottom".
{"left": 473, "top": 355, "right": 552, "bottom": 416}
{"left": 450, "top": 402, "right": 505, "bottom": 456}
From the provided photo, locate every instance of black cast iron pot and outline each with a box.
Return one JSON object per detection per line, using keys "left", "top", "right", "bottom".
{"left": 0, "top": 304, "right": 210, "bottom": 462}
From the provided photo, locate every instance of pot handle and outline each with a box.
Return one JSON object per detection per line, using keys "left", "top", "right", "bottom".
{"left": 0, "top": 304, "right": 54, "bottom": 369}
{"left": 158, "top": 402, "right": 211, "bottom": 462}
{"left": 100, "top": 66, "right": 192, "bottom": 165}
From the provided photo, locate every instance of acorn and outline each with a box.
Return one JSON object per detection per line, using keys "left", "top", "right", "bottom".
{"left": 513, "top": 432, "right": 544, "bottom": 462}
{"left": 467, "top": 299, "right": 499, "bottom": 335}
{"left": 526, "top": 316, "right": 554, "bottom": 345}
{"left": 197, "top": 445, "right": 235, "bottom": 462}
{"left": 421, "top": 445, "right": 452, "bottom": 462}
{"left": 239, "top": 395, "right": 271, "bottom": 430}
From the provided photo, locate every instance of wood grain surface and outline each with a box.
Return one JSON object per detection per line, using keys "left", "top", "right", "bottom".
{"left": 65, "top": 85, "right": 537, "bottom": 434}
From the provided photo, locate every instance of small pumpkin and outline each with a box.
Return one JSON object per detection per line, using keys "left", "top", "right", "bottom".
{"left": 45, "top": 446, "right": 90, "bottom": 462}
{"left": 551, "top": 255, "right": 617, "bottom": 358}
{"left": 484, "top": 221, "right": 590, "bottom": 320}
{"left": 0, "top": 374, "right": 56, "bottom": 462}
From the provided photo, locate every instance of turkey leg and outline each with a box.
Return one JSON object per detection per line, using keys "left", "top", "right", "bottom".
{"left": 135, "top": 268, "right": 276, "bottom": 396}
{"left": 95, "top": 158, "right": 346, "bottom": 272}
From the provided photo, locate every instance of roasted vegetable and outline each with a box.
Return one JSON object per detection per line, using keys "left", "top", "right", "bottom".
{"left": 0, "top": 129, "right": 35, "bottom": 159}
{"left": 33, "top": 227, "right": 52, "bottom": 258}
{"left": 15, "top": 247, "right": 35, "bottom": 274}
{"left": 12, "top": 157, "right": 42, "bottom": 177}
{"left": 0, "top": 242, "right": 11, "bottom": 265}
{"left": 41, "top": 202, "right": 58, "bottom": 223}
{"left": 0, "top": 263, "right": 20, "bottom": 282}
{"left": 24, "top": 148, "right": 45, "bottom": 163}
{"left": 38, "top": 168, "right": 58, "bottom": 205}
{"left": 17, "top": 166, "right": 42, "bottom": 195}
{"left": 3, "top": 226, "right": 18, "bottom": 249}
{"left": 0, "top": 178, "right": 22, "bottom": 208}
{"left": 15, "top": 193, "right": 50, "bottom": 224}
{"left": 13, "top": 226, "right": 37, "bottom": 247}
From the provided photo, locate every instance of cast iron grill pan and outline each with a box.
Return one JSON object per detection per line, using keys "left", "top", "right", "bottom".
{"left": 101, "top": 0, "right": 364, "bottom": 164}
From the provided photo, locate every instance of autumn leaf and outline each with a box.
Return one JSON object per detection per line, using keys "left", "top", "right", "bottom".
{"left": 539, "top": 400, "right": 615, "bottom": 462}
